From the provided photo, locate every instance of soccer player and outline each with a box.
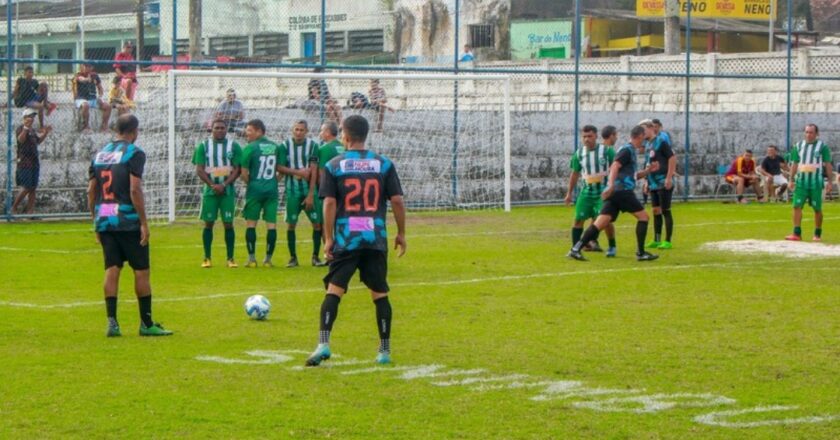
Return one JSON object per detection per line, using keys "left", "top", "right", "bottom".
{"left": 318, "top": 121, "right": 345, "bottom": 178}
{"left": 305, "top": 115, "right": 406, "bottom": 366}
{"left": 564, "top": 125, "right": 617, "bottom": 257}
{"left": 640, "top": 119, "right": 677, "bottom": 250}
{"left": 568, "top": 125, "right": 659, "bottom": 262}
{"left": 278, "top": 120, "right": 326, "bottom": 268}
{"left": 786, "top": 124, "right": 834, "bottom": 242}
{"left": 87, "top": 114, "right": 172, "bottom": 337}
{"left": 239, "top": 119, "right": 282, "bottom": 267}
{"left": 193, "top": 119, "right": 242, "bottom": 268}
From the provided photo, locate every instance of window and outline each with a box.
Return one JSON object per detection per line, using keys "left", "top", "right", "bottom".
{"left": 469, "top": 24, "right": 494, "bottom": 48}
{"left": 253, "top": 33, "right": 289, "bottom": 57}
{"left": 348, "top": 29, "right": 384, "bottom": 53}
{"left": 325, "top": 31, "right": 346, "bottom": 54}
{"left": 209, "top": 36, "right": 249, "bottom": 57}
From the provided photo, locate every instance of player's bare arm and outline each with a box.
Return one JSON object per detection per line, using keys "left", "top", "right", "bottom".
{"left": 565, "top": 171, "right": 580, "bottom": 205}
{"left": 665, "top": 155, "right": 676, "bottom": 189}
{"left": 602, "top": 162, "right": 620, "bottom": 200}
{"left": 196, "top": 164, "right": 224, "bottom": 195}
{"left": 130, "top": 174, "right": 149, "bottom": 247}
{"left": 304, "top": 163, "right": 318, "bottom": 210}
{"left": 391, "top": 195, "right": 407, "bottom": 257}
{"left": 322, "top": 196, "right": 337, "bottom": 259}
{"left": 240, "top": 166, "right": 250, "bottom": 185}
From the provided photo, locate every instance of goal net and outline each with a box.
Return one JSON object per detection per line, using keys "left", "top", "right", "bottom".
{"left": 145, "top": 70, "right": 511, "bottom": 222}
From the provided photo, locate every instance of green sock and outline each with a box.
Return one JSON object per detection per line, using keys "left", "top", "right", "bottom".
{"left": 202, "top": 228, "right": 213, "bottom": 259}
{"left": 571, "top": 227, "right": 583, "bottom": 246}
{"left": 287, "top": 230, "right": 296, "bottom": 258}
{"left": 794, "top": 226, "right": 802, "bottom": 236}
{"left": 266, "top": 229, "right": 277, "bottom": 258}
{"left": 246, "top": 227, "right": 256, "bottom": 259}
{"left": 815, "top": 228, "right": 822, "bottom": 238}
{"left": 224, "top": 228, "right": 235, "bottom": 260}
{"left": 608, "top": 238, "right": 617, "bottom": 248}
{"left": 313, "top": 229, "right": 322, "bottom": 256}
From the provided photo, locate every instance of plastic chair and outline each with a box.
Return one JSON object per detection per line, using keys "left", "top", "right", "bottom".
{"left": 713, "top": 165, "right": 733, "bottom": 198}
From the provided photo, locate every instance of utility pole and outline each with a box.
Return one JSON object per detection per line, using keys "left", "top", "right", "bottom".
{"left": 664, "top": 0, "right": 680, "bottom": 55}
{"left": 189, "top": 0, "right": 202, "bottom": 61}
{"left": 136, "top": 0, "right": 145, "bottom": 63}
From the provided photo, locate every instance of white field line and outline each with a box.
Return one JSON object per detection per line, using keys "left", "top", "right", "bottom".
{"left": 0, "top": 262, "right": 751, "bottom": 310}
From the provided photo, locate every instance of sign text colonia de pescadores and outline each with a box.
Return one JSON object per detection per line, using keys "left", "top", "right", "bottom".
{"left": 637, "top": 0, "right": 777, "bottom": 21}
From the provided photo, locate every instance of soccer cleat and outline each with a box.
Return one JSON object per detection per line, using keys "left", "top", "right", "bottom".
{"left": 201, "top": 259, "right": 212, "bottom": 268}
{"left": 311, "top": 255, "right": 327, "bottom": 267}
{"left": 139, "top": 322, "right": 173, "bottom": 336}
{"left": 657, "top": 241, "right": 673, "bottom": 250}
{"left": 286, "top": 257, "right": 299, "bottom": 268}
{"left": 784, "top": 234, "right": 802, "bottom": 241}
{"left": 227, "top": 259, "right": 238, "bottom": 268}
{"left": 588, "top": 240, "right": 603, "bottom": 252}
{"left": 636, "top": 252, "right": 659, "bottom": 262}
{"left": 645, "top": 240, "right": 661, "bottom": 249}
{"left": 812, "top": 236, "right": 822, "bottom": 242}
{"left": 305, "top": 344, "right": 332, "bottom": 366}
{"left": 262, "top": 258, "right": 274, "bottom": 268}
{"left": 605, "top": 246, "right": 617, "bottom": 258}
{"left": 567, "top": 249, "right": 587, "bottom": 261}
{"left": 106, "top": 323, "right": 121, "bottom": 337}
{"left": 245, "top": 259, "right": 258, "bottom": 268}
{"left": 375, "top": 352, "right": 392, "bottom": 365}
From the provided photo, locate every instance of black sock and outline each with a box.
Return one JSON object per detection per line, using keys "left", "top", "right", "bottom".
{"left": 319, "top": 294, "right": 341, "bottom": 344}
{"left": 663, "top": 210, "right": 674, "bottom": 242}
{"left": 653, "top": 214, "right": 663, "bottom": 242}
{"left": 246, "top": 227, "right": 256, "bottom": 258}
{"left": 224, "top": 228, "right": 235, "bottom": 260}
{"left": 374, "top": 296, "right": 392, "bottom": 353}
{"left": 574, "top": 225, "right": 600, "bottom": 251}
{"left": 636, "top": 221, "right": 649, "bottom": 255}
{"left": 138, "top": 295, "right": 153, "bottom": 327}
{"left": 202, "top": 227, "right": 213, "bottom": 259}
{"left": 313, "top": 230, "right": 322, "bottom": 257}
{"left": 737, "top": 195, "right": 743, "bottom": 202}
{"left": 266, "top": 229, "right": 277, "bottom": 258}
{"left": 571, "top": 227, "right": 583, "bottom": 247}
{"left": 287, "top": 230, "right": 297, "bottom": 258}
{"left": 106, "top": 296, "right": 117, "bottom": 320}
{"left": 608, "top": 238, "right": 617, "bottom": 248}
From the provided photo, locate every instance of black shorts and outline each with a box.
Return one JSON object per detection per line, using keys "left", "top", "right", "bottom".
{"left": 651, "top": 188, "right": 673, "bottom": 210}
{"left": 323, "top": 249, "right": 389, "bottom": 293}
{"left": 601, "top": 190, "right": 644, "bottom": 222}
{"left": 99, "top": 231, "right": 150, "bottom": 270}
{"left": 16, "top": 166, "right": 39, "bottom": 189}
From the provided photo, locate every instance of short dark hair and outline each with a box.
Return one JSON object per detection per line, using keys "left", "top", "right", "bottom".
{"left": 23, "top": 66, "right": 33, "bottom": 72}
{"left": 806, "top": 123, "right": 819, "bottom": 134}
{"left": 342, "top": 115, "right": 369, "bottom": 143}
{"left": 293, "top": 119, "right": 308, "bottom": 129}
{"left": 246, "top": 119, "right": 266, "bottom": 134}
{"left": 601, "top": 125, "right": 617, "bottom": 139}
{"left": 651, "top": 119, "right": 662, "bottom": 126}
{"left": 630, "top": 125, "right": 645, "bottom": 139}
{"left": 322, "top": 121, "right": 339, "bottom": 137}
{"left": 116, "top": 114, "right": 139, "bottom": 134}
{"left": 581, "top": 125, "right": 598, "bottom": 135}
{"left": 745, "top": 149, "right": 754, "bottom": 154}
{"left": 768, "top": 144, "right": 778, "bottom": 150}
{"left": 211, "top": 119, "right": 228, "bottom": 128}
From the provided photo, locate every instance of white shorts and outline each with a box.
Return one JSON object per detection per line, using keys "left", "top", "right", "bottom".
{"left": 771, "top": 175, "right": 788, "bottom": 186}
{"left": 75, "top": 99, "right": 100, "bottom": 109}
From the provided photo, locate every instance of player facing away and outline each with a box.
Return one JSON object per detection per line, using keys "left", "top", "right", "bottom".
{"left": 239, "top": 119, "right": 282, "bottom": 267}
{"left": 564, "top": 125, "right": 617, "bottom": 257}
{"left": 277, "top": 120, "right": 326, "bottom": 268}
{"left": 87, "top": 114, "right": 172, "bottom": 337}
{"left": 305, "top": 115, "right": 407, "bottom": 366}
{"left": 640, "top": 119, "right": 677, "bottom": 250}
{"left": 786, "top": 124, "right": 834, "bottom": 241}
{"left": 568, "top": 125, "right": 659, "bottom": 262}
{"left": 193, "top": 119, "right": 242, "bottom": 268}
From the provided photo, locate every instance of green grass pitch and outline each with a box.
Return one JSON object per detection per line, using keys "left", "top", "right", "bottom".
{"left": 1, "top": 202, "right": 839, "bottom": 439}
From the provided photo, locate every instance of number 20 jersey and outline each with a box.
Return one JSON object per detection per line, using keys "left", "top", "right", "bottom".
{"left": 319, "top": 150, "right": 403, "bottom": 254}
{"left": 88, "top": 141, "right": 146, "bottom": 232}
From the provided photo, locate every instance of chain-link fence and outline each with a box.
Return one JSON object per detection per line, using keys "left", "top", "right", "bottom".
{"left": 2, "top": 0, "right": 839, "bottom": 219}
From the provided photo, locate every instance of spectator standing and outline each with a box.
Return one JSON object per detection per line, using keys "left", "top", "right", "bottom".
{"left": 368, "top": 79, "right": 390, "bottom": 132}
{"left": 12, "top": 109, "right": 52, "bottom": 215}
{"left": 114, "top": 41, "right": 138, "bottom": 100}
{"left": 73, "top": 63, "right": 112, "bottom": 133}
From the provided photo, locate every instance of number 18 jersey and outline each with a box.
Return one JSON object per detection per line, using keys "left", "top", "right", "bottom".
{"left": 320, "top": 150, "right": 403, "bottom": 254}
{"left": 240, "top": 136, "right": 281, "bottom": 199}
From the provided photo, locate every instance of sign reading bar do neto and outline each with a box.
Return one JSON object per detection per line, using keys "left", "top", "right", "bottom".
{"left": 637, "top": 0, "right": 777, "bottom": 21}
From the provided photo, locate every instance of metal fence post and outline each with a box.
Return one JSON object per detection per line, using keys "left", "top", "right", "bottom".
{"left": 684, "top": 1, "right": 692, "bottom": 201}
{"left": 5, "top": 0, "right": 14, "bottom": 220}
{"left": 785, "top": 0, "right": 792, "bottom": 151}
{"left": 573, "top": 0, "right": 580, "bottom": 152}
{"left": 452, "top": 0, "right": 460, "bottom": 205}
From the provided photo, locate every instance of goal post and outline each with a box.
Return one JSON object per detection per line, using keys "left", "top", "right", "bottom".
{"left": 159, "top": 69, "right": 511, "bottom": 222}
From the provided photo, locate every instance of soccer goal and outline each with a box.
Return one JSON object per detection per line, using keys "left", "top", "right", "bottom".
{"left": 149, "top": 69, "right": 511, "bottom": 222}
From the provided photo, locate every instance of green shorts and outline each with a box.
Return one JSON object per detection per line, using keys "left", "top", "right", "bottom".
{"left": 575, "top": 192, "right": 603, "bottom": 222}
{"left": 200, "top": 193, "right": 236, "bottom": 223}
{"left": 792, "top": 185, "right": 823, "bottom": 211}
{"left": 242, "top": 195, "right": 279, "bottom": 223}
{"left": 285, "top": 191, "right": 323, "bottom": 225}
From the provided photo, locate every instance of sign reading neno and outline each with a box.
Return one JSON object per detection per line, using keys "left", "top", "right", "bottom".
{"left": 636, "top": 0, "right": 776, "bottom": 21}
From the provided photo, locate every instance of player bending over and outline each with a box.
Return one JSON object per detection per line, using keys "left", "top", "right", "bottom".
{"left": 786, "top": 123, "right": 834, "bottom": 241}
{"left": 568, "top": 125, "right": 659, "bottom": 262}
{"left": 306, "top": 115, "right": 406, "bottom": 366}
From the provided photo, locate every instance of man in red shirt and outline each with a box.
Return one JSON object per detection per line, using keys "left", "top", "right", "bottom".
{"left": 114, "top": 41, "right": 138, "bottom": 100}
{"left": 725, "top": 149, "right": 764, "bottom": 204}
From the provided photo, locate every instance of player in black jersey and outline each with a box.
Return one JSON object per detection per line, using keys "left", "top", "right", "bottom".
{"left": 88, "top": 114, "right": 172, "bottom": 337}
{"left": 306, "top": 115, "right": 406, "bottom": 366}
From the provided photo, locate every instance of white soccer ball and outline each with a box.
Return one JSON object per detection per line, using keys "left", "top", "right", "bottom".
{"left": 245, "top": 295, "right": 271, "bottom": 320}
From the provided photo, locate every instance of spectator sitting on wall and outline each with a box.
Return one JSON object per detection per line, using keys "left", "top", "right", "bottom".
{"left": 114, "top": 41, "right": 138, "bottom": 100}
{"left": 725, "top": 149, "right": 764, "bottom": 204}
{"left": 757, "top": 145, "right": 789, "bottom": 202}
{"left": 460, "top": 44, "right": 475, "bottom": 62}
{"left": 347, "top": 80, "right": 393, "bottom": 133}
{"left": 13, "top": 66, "right": 57, "bottom": 128}
{"left": 12, "top": 108, "right": 52, "bottom": 216}
{"left": 210, "top": 88, "right": 246, "bottom": 133}
{"left": 306, "top": 68, "right": 342, "bottom": 124}
{"left": 73, "top": 63, "right": 112, "bottom": 133}
{"left": 109, "top": 75, "right": 136, "bottom": 116}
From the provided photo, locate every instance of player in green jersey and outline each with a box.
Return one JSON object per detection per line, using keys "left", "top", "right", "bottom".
{"left": 564, "top": 125, "right": 617, "bottom": 257}
{"left": 277, "top": 120, "right": 325, "bottom": 268}
{"left": 192, "top": 119, "right": 242, "bottom": 268}
{"left": 239, "top": 119, "right": 282, "bottom": 267}
{"left": 786, "top": 124, "right": 834, "bottom": 242}
{"left": 318, "top": 121, "right": 345, "bottom": 176}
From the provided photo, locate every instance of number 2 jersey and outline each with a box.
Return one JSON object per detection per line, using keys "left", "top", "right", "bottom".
{"left": 88, "top": 141, "right": 145, "bottom": 232}
{"left": 319, "top": 150, "right": 403, "bottom": 254}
